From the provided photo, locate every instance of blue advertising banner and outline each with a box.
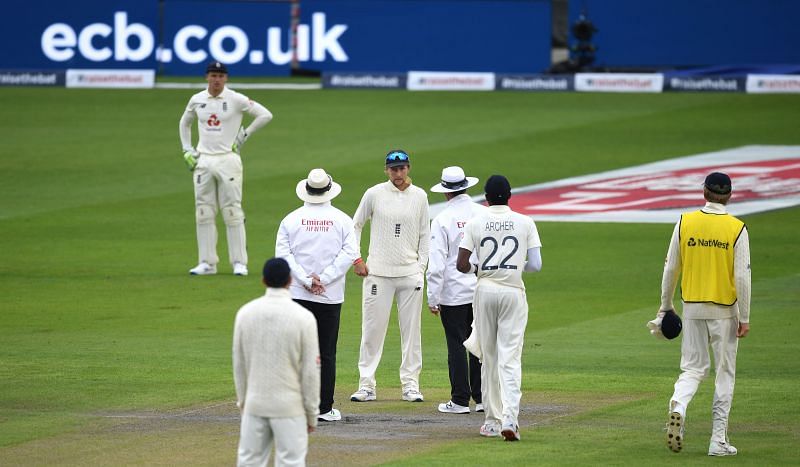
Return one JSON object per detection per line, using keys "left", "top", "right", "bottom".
{"left": 5, "top": 0, "right": 551, "bottom": 76}
{"left": 568, "top": 0, "right": 800, "bottom": 68}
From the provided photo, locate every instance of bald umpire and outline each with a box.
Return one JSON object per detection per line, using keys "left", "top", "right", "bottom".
{"left": 179, "top": 61, "right": 273, "bottom": 277}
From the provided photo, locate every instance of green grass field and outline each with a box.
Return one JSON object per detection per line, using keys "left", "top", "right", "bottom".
{"left": 1, "top": 85, "right": 799, "bottom": 465}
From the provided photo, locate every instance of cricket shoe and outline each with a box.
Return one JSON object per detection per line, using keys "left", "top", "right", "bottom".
{"left": 501, "top": 419, "right": 521, "bottom": 442}
{"left": 438, "top": 401, "right": 469, "bottom": 414}
{"left": 402, "top": 389, "right": 424, "bottom": 402}
{"left": 475, "top": 403, "right": 484, "bottom": 412}
{"left": 189, "top": 262, "right": 217, "bottom": 275}
{"left": 708, "top": 441, "right": 737, "bottom": 457}
{"left": 233, "top": 262, "right": 248, "bottom": 276}
{"left": 666, "top": 411, "right": 684, "bottom": 453}
{"left": 479, "top": 423, "right": 501, "bottom": 438}
{"left": 350, "top": 388, "right": 376, "bottom": 402}
{"left": 318, "top": 408, "right": 342, "bottom": 422}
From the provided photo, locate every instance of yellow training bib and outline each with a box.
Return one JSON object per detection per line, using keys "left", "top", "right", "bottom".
{"left": 679, "top": 210, "right": 745, "bottom": 306}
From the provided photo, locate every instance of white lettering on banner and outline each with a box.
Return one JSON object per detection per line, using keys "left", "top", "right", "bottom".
{"left": 312, "top": 12, "right": 348, "bottom": 61}
{"left": 174, "top": 25, "right": 207, "bottom": 64}
{"left": 114, "top": 12, "right": 153, "bottom": 61}
{"left": 78, "top": 22, "right": 112, "bottom": 62}
{"left": 40, "top": 11, "right": 348, "bottom": 67}
{"left": 209, "top": 26, "right": 249, "bottom": 64}
{"left": 428, "top": 146, "right": 800, "bottom": 223}
{"left": 41, "top": 23, "right": 77, "bottom": 61}
{"left": 408, "top": 71, "right": 495, "bottom": 91}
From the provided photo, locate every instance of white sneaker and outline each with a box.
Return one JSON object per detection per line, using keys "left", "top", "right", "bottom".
{"left": 501, "top": 419, "right": 521, "bottom": 442}
{"left": 438, "top": 401, "right": 469, "bottom": 414}
{"left": 402, "top": 389, "right": 424, "bottom": 402}
{"left": 350, "top": 388, "right": 376, "bottom": 402}
{"left": 189, "top": 262, "right": 217, "bottom": 275}
{"left": 666, "top": 411, "right": 684, "bottom": 453}
{"left": 479, "top": 423, "right": 501, "bottom": 437}
{"left": 708, "top": 441, "right": 737, "bottom": 456}
{"left": 233, "top": 262, "right": 248, "bottom": 276}
{"left": 318, "top": 408, "right": 342, "bottom": 422}
{"left": 475, "top": 403, "right": 484, "bottom": 412}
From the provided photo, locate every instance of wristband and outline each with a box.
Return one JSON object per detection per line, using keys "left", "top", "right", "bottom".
{"left": 353, "top": 258, "right": 363, "bottom": 265}
{"left": 469, "top": 264, "right": 477, "bottom": 274}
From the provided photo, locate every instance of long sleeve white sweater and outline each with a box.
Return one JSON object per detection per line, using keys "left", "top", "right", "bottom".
{"left": 353, "top": 180, "right": 430, "bottom": 277}
{"left": 233, "top": 288, "right": 321, "bottom": 427}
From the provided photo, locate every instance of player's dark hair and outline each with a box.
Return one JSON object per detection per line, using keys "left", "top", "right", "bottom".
{"left": 262, "top": 257, "right": 291, "bottom": 287}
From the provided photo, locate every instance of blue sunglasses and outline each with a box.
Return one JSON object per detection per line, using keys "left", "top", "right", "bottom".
{"left": 386, "top": 151, "right": 409, "bottom": 162}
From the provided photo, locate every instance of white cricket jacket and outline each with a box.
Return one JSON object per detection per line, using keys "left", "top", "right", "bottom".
{"left": 427, "top": 194, "right": 487, "bottom": 307}
{"left": 276, "top": 201, "right": 358, "bottom": 304}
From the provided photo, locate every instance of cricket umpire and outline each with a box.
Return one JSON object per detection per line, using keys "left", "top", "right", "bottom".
{"left": 350, "top": 150, "right": 430, "bottom": 403}
{"left": 427, "top": 166, "right": 486, "bottom": 414}
{"left": 179, "top": 61, "right": 273, "bottom": 277}
{"left": 658, "top": 172, "right": 751, "bottom": 456}
{"left": 276, "top": 168, "right": 358, "bottom": 422}
{"left": 457, "top": 175, "right": 542, "bottom": 442}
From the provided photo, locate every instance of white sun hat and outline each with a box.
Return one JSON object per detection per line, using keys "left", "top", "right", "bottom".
{"left": 296, "top": 168, "right": 342, "bottom": 203}
{"left": 430, "top": 166, "right": 480, "bottom": 193}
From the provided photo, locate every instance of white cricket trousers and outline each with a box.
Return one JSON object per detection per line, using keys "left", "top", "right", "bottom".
{"left": 474, "top": 283, "right": 528, "bottom": 427}
{"left": 193, "top": 152, "right": 247, "bottom": 266}
{"left": 670, "top": 317, "right": 739, "bottom": 443}
{"left": 237, "top": 413, "right": 308, "bottom": 467}
{"left": 357, "top": 273, "right": 423, "bottom": 392}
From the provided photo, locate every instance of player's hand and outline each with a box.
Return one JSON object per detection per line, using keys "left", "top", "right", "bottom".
{"left": 307, "top": 425, "right": 315, "bottom": 433}
{"left": 354, "top": 262, "right": 368, "bottom": 277}
{"left": 183, "top": 150, "right": 199, "bottom": 171}
{"left": 737, "top": 322, "right": 750, "bottom": 338}
{"left": 428, "top": 304, "right": 440, "bottom": 315}
{"left": 232, "top": 126, "right": 248, "bottom": 154}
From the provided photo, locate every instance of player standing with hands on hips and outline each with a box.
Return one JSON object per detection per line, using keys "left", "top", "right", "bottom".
{"left": 657, "top": 172, "right": 751, "bottom": 456}
{"left": 427, "top": 166, "right": 486, "bottom": 414}
{"left": 350, "top": 150, "right": 430, "bottom": 404}
{"left": 179, "top": 61, "right": 273, "bottom": 276}
{"left": 457, "top": 175, "right": 542, "bottom": 442}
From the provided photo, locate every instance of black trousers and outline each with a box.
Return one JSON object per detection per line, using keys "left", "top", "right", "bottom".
{"left": 440, "top": 303, "right": 481, "bottom": 406}
{"left": 294, "top": 299, "right": 341, "bottom": 414}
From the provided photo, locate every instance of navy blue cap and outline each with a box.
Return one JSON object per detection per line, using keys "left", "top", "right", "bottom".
{"left": 661, "top": 309, "right": 683, "bottom": 340}
{"left": 385, "top": 149, "right": 410, "bottom": 168}
{"left": 704, "top": 172, "right": 732, "bottom": 195}
{"left": 485, "top": 174, "right": 511, "bottom": 203}
{"left": 206, "top": 61, "right": 228, "bottom": 74}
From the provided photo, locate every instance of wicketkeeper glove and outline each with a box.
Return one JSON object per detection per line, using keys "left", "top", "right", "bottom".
{"left": 183, "top": 149, "right": 199, "bottom": 171}
{"left": 232, "top": 126, "right": 248, "bottom": 154}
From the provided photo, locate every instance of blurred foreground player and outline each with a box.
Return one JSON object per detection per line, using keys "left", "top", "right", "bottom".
{"left": 233, "top": 257, "right": 320, "bottom": 466}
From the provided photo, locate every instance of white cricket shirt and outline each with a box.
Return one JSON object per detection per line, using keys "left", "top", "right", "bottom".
{"left": 460, "top": 205, "right": 542, "bottom": 290}
{"left": 353, "top": 180, "right": 430, "bottom": 278}
{"left": 276, "top": 201, "right": 358, "bottom": 304}
{"left": 179, "top": 86, "right": 272, "bottom": 155}
{"left": 427, "top": 194, "right": 487, "bottom": 307}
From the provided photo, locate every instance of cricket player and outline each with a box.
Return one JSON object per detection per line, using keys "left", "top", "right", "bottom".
{"left": 457, "top": 175, "right": 542, "bottom": 442}
{"left": 350, "top": 150, "right": 430, "bottom": 403}
{"left": 427, "top": 166, "right": 486, "bottom": 414}
{"left": 658, "top": 172, "right": 751, "bottom": 456}
{"left": 233, "top": 257, "right": 320, "bottom": 467}
{"left": 276, "top": 168, "right": 358, "bottom": 422}
{"left": 179, "top": 61, "right": 273, "bottom": 276}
